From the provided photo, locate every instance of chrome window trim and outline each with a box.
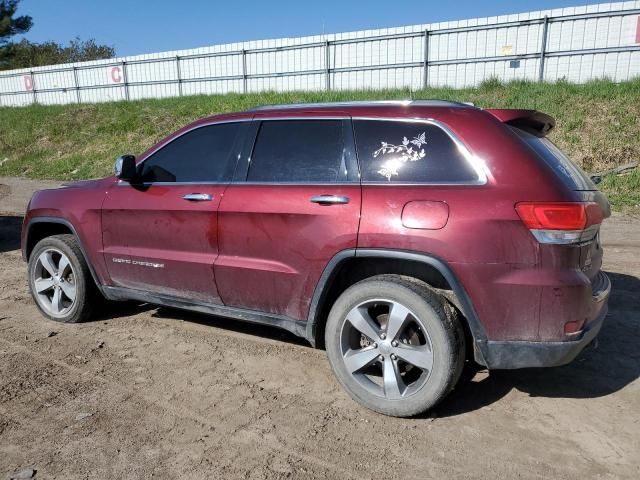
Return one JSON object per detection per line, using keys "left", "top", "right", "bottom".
{"left": 352, "top": 116, "right": 489, "bottom": 186}
{"left": 249, "top": 100, "right": 473, "bottom": 111}
{"left": 354, "top": 181, "right": 485, "bottom": 186}
{"left": 252, "top": 116, "right": 351, "bottom": 121}
{"left": 116, "top": 180, "right": 230, "bottom": 186}
{"left": 231, "top": 182, "right": 359, "bottom": 186}
{"left": 123, "top": 115, "right": 489, "bottom": 187}
{"left": 116, "top": 181, "right": 360, "bottom": 187}
{"left": 131, "top": 116, "right": 349, "bottom": 185}
{"left": 118, "top": 181, "right": 481, "bottom": 187}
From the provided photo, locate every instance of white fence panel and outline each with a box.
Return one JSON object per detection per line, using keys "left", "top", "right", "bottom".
{"left": 0, "top": 2, "right": 639, "bottom": 106}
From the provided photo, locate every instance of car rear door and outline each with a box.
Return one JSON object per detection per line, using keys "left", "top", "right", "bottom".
{"left": 214, "top": 115, "right": 361, "bottom": 320}
{"left": 101, "top": 120, "right": 248, "bottom": 303}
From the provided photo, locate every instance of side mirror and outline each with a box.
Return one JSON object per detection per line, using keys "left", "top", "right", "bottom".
{"left": 114, "top": 155, "right": 137, "bottom": 181}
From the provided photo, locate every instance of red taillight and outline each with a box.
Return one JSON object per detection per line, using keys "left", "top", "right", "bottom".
{"left": 515, "top": 202, "right": 603, "bottom": 230}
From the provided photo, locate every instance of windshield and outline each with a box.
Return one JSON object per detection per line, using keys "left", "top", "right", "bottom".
{"left": 512, "top": 127, "right": 597, "bottom": 191}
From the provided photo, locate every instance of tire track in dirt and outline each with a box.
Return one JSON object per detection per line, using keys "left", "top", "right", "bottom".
{"left": 0, "top": 335, "right": 365, "bottom": 479}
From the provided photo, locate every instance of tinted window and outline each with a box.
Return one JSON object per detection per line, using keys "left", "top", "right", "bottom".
{"left": 247, "top": 120, "right": 352, "bottom": 183}
{"left": 354, "top": 120, "right": 479, "bottom": 183}
{"left": 139, "top": 123, "right": 241, "bottom": 183}
{"left": 512, "top": 127, "right": 596, "bottom": 191}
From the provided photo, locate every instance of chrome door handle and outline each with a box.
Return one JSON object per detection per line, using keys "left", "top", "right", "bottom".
{"left": 310, "top": 195, "right": 350, "bottom": 205}
{"left": 182, "top": 193, "right": 213, "bottom": 201}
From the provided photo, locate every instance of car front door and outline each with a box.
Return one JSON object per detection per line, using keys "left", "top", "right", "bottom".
{"left": 215, "top": 116, "right": 361, "bottom": 320}
{"left": 101, "top": 120, "right": 248, "bottom": 304}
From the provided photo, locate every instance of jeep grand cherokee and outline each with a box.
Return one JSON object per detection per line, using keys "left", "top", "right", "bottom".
{"left": 22, "top": 100, "right": 611, "bottom": 417}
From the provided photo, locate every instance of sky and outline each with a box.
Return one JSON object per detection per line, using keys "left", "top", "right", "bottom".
{"left": 16, "top": 0, "right": 606, "bottom": 57}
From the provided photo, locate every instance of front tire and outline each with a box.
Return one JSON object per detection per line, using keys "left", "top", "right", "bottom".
{"left": 28, "top": 234, "right": 98, "bottom": 323}
{"left": 325, "top": 275, "right": 465, "bottom": 417}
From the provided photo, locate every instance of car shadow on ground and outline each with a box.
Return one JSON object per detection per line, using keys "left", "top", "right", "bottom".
{"left": 0, "top": 215, "right": 23, "bottom": 253}
{"left": 2, "top": 214, "right": 638, "bottom": 415}
{"left": 151, "top": 306, "right": 311, "bottom": 347}
{"left": 88, "top": 301, "right": 310, "bottom": 346}
{"left": 151, "top": 271, "right": 640, "bottom": 417}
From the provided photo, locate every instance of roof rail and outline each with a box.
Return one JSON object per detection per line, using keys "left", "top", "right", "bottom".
{"left": 248, "top": 99, "right": 474, "bottom": 111}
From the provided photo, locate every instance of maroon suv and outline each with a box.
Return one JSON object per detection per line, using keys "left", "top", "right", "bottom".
{"left": 22, "top": 100, "right": 611, "bottom": 417}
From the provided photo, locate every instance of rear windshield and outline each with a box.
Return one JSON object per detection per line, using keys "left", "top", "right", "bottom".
{"left": 512, "top": 127, "right": 597, "bottom": 191}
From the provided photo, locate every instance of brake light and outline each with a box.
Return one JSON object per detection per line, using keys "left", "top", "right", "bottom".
{"left": 515, "top": 202, "right": 603, "bottom": 244}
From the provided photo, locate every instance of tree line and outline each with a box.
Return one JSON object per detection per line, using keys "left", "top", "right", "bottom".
{"left": 0, "top": 0, "right": 114, "bottom": 71}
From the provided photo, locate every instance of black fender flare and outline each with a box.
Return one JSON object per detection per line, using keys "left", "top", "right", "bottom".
{"left": 305, "top": 248, "right": 489, "bottom": 366}
{"left": 24, "top": 216, "right": 105, "bottom": 295}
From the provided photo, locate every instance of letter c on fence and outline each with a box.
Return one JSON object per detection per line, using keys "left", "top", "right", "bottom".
{"left": 111, "top": 66, "right": 122, "bottom": 83}
{"left": 24, "top": 75, "right": 33, "bottom": 91}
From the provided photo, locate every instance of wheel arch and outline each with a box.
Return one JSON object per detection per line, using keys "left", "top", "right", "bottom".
{"left": 24, "top": 217, "right": 104, "bottom": 294}
{"left": 306, "top": 248, "right": 489, "bottom": 365}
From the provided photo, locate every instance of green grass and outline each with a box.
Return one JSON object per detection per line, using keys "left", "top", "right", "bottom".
{"left": 1, "top": 78, "right": 639, "bottom": 213}
{"left": 599, "top": 169, "right": 640, "bottom": 214}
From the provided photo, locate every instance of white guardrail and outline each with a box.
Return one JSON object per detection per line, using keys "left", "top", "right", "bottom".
{"left": 0, "top": 1, "right": 639, "bottom": 106}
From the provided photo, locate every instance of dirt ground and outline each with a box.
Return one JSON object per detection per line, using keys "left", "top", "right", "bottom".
{"left": 1, "top": 177, "right": 639, "bottom": 480}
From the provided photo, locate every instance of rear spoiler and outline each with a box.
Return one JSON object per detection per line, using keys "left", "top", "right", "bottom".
{"left": 485, "top": 109, "right": 555, "bottom": 137}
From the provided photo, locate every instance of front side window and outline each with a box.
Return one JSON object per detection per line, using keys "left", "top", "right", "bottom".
{"left": 139, "top": 123, "right": 242, "bottom": 183}
{"left": 354, "top": 120, "right": 480, "bottom": 184}
{"left": 247, "top": 120, "right": 353, "bottom": 183}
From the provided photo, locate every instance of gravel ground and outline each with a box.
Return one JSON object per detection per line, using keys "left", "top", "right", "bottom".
{"left": 1, "top": 178, "right": 639, "bottom": 479}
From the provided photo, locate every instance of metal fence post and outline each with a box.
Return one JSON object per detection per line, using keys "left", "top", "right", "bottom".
{"left": 122, "top": 61, "right": 130, "bottom": 100}
{"left": 72, "top": 66, "right": 81, "bottom": 104}
{"left": 325, "top": 41, "right": 331, "bottom": 91}
{"left": 242, "top": 49, "right": 248, "bottom": 94}
{"left": 538, "top": 15, "right": 550, "bottom": 82}
{"left": 30, "top": 71, "right": 37, "bottom": 105}
{"left": 176, "top": 56, "right": 183, "bottom": 96}
{"left": 423, "top": 30, "right": 430, "bottom": 89}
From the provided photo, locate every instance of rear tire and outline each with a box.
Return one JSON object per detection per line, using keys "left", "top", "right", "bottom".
{"left": 325, "top": 274, "right": 465, "bottom": 417}
{"left": 28, "top": 234, "right": 98, "bottom": 323}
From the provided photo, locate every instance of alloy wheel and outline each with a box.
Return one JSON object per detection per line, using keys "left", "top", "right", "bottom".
{"left": 32, "top": 248, "right": 77, "bottom": 317}
{"left": 339, "top": 299, "right": 434, "bottom": 399}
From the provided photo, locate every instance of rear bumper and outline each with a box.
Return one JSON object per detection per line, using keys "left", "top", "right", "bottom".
{"left": 481, "top": 272, "right": 610, "bottom": 369}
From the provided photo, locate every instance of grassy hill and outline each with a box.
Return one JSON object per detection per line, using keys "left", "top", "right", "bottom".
{"left": 1, "top": 78, "right": 638, "bottom": 213}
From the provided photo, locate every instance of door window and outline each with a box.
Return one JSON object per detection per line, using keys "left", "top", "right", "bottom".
{"left": 139, "top": 123, "right": 242, "bottom": 183}
{"left": 353, "top": 120, "right": 481, "bottom": 183}
{"left": 247, "top": 120, "right": 355, "bottom": 183}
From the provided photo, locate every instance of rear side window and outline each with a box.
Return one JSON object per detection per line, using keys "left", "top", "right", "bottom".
{"left": 353, "top": 120, "right": 480, "bottom": 183}
{"left": 512, "top": 127, "right": 596, "bottom": 191}
{"left": 139, "top": 123, "right": 241, "bottom": 183}
{"left": 247, "top": 120, "right": 354, "bottom": 183}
